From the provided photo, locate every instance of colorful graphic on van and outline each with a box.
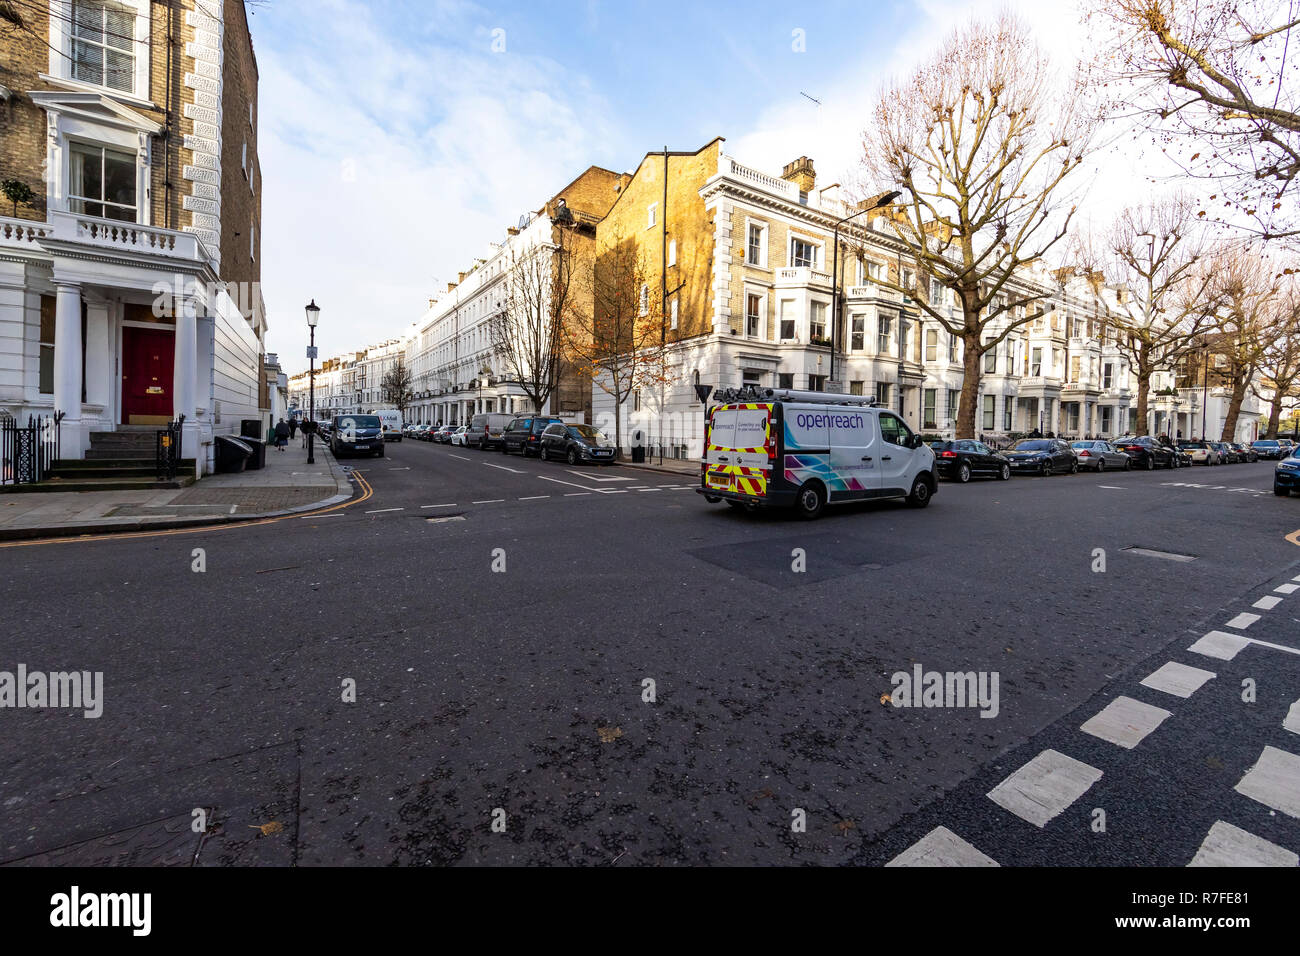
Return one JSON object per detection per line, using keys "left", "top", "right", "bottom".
{"left": 784, "top": 454, "right": 871, "bottom": 493}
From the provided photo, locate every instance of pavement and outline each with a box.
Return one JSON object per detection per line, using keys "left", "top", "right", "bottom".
{"left": 0, "top": 438, "right": 353, "bottom": 540}
{"left": 2, "top": 443, "right": 1298, "bottom": 867}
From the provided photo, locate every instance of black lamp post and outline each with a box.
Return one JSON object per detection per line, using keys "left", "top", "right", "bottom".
{"left": 306, "top": 299, "right": 320, "bottom": 464}
{"left": 1201, "top": 341, "right": 1209, "bottom": 441}
{"left": 830, "top": 190, "right": 900, "bottom": 386}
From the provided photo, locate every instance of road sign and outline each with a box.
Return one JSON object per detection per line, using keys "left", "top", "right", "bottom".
{"left": 306, "top": 346, "right": 318, "bottom": 359}
{"left": 694, "top": 383, "right": 713, "bottom": 404}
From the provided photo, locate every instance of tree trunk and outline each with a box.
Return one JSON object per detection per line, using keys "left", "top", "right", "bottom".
{"left": 1133, "top": 368, "right": 1152, "bottom": 437}
{"left": 1221, "top": 378, "right": 1248, "bottom": 440}
{"left": 1267, "top": 394, "right": 1283, "bottom": 439}
{"left": 957, "top": 330, "right": 982, "bottom": 439}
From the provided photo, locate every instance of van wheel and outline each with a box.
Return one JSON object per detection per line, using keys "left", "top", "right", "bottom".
{"left": 480, "top": 439, "right": 489, "bottom": 451}
{"left": 795, "top": 482, "right": 825, "bottom": 520}
{"left": 906, "top": 476, "right": 932, "bottom": 508}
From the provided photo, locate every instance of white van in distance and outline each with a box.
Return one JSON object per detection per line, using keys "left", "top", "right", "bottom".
{"left": 374, "top": 409, "right": 403, "bottom": 441}
{"left": 697, "top": 387, "right": 937, "bottom": 519}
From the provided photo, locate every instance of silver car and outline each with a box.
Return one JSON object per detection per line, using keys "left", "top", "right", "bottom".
{"left": 1070, "top": 440, "right": 1130, "bottom": 472}
{"left": 1178, "top": 439, "right": 1220, "bottom": 465}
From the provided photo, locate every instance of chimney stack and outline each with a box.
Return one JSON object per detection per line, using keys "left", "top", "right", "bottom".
{"left": 781, "top": 156, "right": 816, "bottom": 193}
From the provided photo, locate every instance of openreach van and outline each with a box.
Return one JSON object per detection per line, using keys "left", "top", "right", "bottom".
{"left": 697, "top": 387, "right": 937, "bottom": 520}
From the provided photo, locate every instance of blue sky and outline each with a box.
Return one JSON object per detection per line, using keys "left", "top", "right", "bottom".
{"left": 250, "top": 0, "right": 1109, "bottom": 370}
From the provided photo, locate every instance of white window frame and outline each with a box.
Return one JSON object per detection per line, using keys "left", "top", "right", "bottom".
{"left": 744, "top": 289, "right": 764, "bottom": 339}
{"left": 745, "top": 219, "right": 768, "bottom": 267}
{"left": 48, "top": 0, "right": 152, "bottom": 103}
{"left": 667, "top": 238, "right": 676, "bottom": 267}
{"left": 809, "top": 300, "right": 827, "bottom": 341}
{"left": 789, "top": 235, "right": 821, "bottom": 269}
{"left": 647, "top": 202, "right": 657, "bottom": 229}
{"left": 669, "top": 297, "right": 678, "bottom": 330}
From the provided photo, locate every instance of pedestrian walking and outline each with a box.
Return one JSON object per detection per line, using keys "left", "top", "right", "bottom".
{"left": 289, "top": 417, "right": 299, "bottom": 440}
{"left": 274, "top": 418, "right": 290, "bottom": 452}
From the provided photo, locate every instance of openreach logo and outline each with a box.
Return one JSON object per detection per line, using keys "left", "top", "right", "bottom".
{"left": 0, "top": 665, "right": 103, "bottom": 718}
{"left": 890, "top": 664, "right": 1000, "bottom": 718}
{"left": 50, "top": 887, "right": 151, "bottom": 936}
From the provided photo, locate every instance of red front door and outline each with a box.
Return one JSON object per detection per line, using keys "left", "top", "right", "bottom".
{"left": 122, "top": 326, "right": 175, "bottom": 424}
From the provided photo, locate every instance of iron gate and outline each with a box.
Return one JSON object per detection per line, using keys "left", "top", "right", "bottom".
{"left": 1, "top": 412, "right": 62, "bottom": 486}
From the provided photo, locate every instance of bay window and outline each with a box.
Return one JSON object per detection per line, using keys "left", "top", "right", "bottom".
{"left": 69, "top": 141, "right": 137, "bottom": 221}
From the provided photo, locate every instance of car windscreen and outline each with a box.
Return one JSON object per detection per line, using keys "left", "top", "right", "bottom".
{"left": 569, "top": 425, "right": 608, "bottom": 442}
{"left": 1009, "top": 440, "right": 1052, "bottom": 451}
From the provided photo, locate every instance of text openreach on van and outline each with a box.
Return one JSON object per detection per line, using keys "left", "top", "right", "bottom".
{"left": 794, "top": 412, "right": 864, "bottom": 429}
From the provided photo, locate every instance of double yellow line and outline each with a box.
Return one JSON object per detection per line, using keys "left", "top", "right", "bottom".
{"left": 0, "top": 470, "right": 374, "bottom": 550}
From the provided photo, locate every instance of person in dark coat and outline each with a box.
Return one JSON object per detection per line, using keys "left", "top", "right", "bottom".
{"left": 274, "top": 418, "right": 290, "bottom": 452}
{"left": 288, "top": 417, "right": 299, "bottom": 439}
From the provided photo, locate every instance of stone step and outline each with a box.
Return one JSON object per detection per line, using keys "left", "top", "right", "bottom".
{"left": 85, "top": 449, "right": 155, "bottom": 460}
{"left": 1, "top": 475, "right": 196, "bottom": 493}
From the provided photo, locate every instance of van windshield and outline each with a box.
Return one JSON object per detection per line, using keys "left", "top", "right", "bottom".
{"left": 338, "top": 416, "right": 380, "bottom": 429}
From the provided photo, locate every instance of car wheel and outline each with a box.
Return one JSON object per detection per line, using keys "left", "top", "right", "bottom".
{"left": 1275, "top": 484, "right": 1290, "bottom": 496}
{"left": 1070, "top": 460, "right": 1078, "bottom": 474}
{"left": 906, "top": 475, "right": 933, "bottom": 508}
{"left": 795, "top": 482, "right": 826, "bottom": 520}
{"left": 567, "top": 447, "right": 580, "bottom": 466}
{"left": 1123, "top": 458, "right": 1131, "bottom": 471}
{"left": 999, "top": 463, "right": 1011, "bottom": 481}
{"left": 538, "top": 445, "right": 548, "bottom": 461}
{"left": 1145, "top": 455, "right": 1154, "bottom": 470}
{"left": 1040, "top": 460, "right": 1051, "bottom": 477}
{"left": 1096, "top": 458, "right": 1105, "bottom": 473}
{"left": 957, "top": 462, "right": 971, "bottom": 483}
{"left": 480, "top": 439, "right": 489, "bottom": 451}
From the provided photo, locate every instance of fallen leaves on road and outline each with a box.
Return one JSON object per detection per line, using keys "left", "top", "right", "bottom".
{"left": 596, "top": 726, "right": 623, "bottom": 743}
{"left": 248, "top": 821, "right": 284, "bottom": 836}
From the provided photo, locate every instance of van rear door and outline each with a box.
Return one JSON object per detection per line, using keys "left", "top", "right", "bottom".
{"left": 704, "top": 403, "right": 773, "bottom": 497}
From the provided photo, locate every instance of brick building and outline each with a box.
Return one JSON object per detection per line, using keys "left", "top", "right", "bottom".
{"left": 0, "top": 0, "right": 266, "bottom": 475}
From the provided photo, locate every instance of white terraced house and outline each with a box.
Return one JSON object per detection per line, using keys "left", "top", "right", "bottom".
{"left": 0, "top": 0, "right": 267, "bottom": 478}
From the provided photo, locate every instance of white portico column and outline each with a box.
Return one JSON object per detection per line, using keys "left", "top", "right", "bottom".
{"left": 172, "top": 292, "right": 199, "bottom": 462}
{"left": 52, "top": 281, "right": 85, "bottom": 456}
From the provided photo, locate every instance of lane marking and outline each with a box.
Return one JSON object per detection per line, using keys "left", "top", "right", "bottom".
{"left": 421, "top": 504, "right": 457, "bottom": 509}
{"left": 1189, "top": 821, "right": 1299, "bottom": 867}
{"left": 1276, "top": 583, "right": 1299, "bottom": 595}
{"left": 1098, "top": 485, "right": 1125, "bottom": 490}
{"left": 567, "top": 470, "right": 632, "bottom": 482}
{"left": 1226, "top": 612, "right": 1261, "bottom": 629}
{"left": 987, "top": 750, "right": 1103, "bottom": 829}
{"left": 1140, "top": 661, "right": 1217, "bottom": 699}
{"left": 519, "top": 496, "right": 550, "bottom": 501}
{"left": 485, "top": 462, "right": 526, "bottom": 474}
{"left": 637, "top": 488, "right": 663, "bottom": 492}
{"left": 537, "top": 475, "right": 605, "bottom": 493}
{"left": 1080, "top": 696, "right": 1172, "bottom": 749}
{"left": 886, "top": 827, "right": 998, "bottom": 868}
{"left": 1189, "top": 630, "right": 1252, "bottom": 660}
{"left": 450, "top": 454, "right": 471, "bottom": 461}
{"left": 564, "top": 493, "right": 591, "bottom": 497}
{"left": 301, "top": 513, "right": 343, "bottom": 518}
{"left": 1254, "top": 596, "right": 1283, "bottom": 610}
{"left": 1235, "top": 746, "right": 1300, "bottom": 818}
{"left": 472, "top": 499, "right": 504, "bottom": 505}
{"left": 365, "top": 508, "right": 404, "bottom": 514}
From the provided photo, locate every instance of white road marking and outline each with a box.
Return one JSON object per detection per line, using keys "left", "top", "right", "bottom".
{"left": 1098, "top": 485, "right": 1125, "bottom": 490}
{"left": 365, "top": 508, "right": 404, "bottom": 514}
{"left": 598, "top": 489, "right": 630, "bottom": 494}
{"left": 425, "top": 515, "right": 465, "bottom": 524}
{"left": 519, "top": 496, "right": 550, "bottom": 501}
{"left": 301, "top": 513, "right": 343, "bottom": 518}
{"left": 1254, "top": 596, "right": 1283, "bottom": 610}
{"left": 886, "top": 826, "right": 999, "bottom": 867}
{"left": 537, "top": 475, "right": 605, "bottom": 493}
{"left": 568, "top": 470, "right": 632, "bottom": 482}
{"left": 987, "top": 750, "right": 1103, "bottom": 828}
{"left": 1189, "top": 630, "right": 1252, "bottom": 660}
{"left": 389, "top": 466, "right": 411, "bottom": 471}
{"left": 485, "top": 462, "right": 526, "bottom": 474}
{"left": 1285, "top": 700, "right": 1300, "bottom": 736}
{"left": 656, "top": 484, "right": 678, "bottom": 488}
{"left": 1226, "top": 612, "right": 1261, "bottom": 629}
{"left": 1189, "top": 821, "right": 1299, "bottom": 867}
{"left": 1140, "top": 662, "right": 1217, "bottom": 699}
{"left": 1276, "top": 583, "right": 1300, "bottom": 595}
{"left": 450, "top": 454, "right": 470, "bottom": 461}
{"left": 1235, "top": 746, "right": 1300, "bottom": 818}
{"left": 564, "top": 493, "right": 591, "bottom": 497}
{"left": 637, "top": 488, "right": 663, "bottom": 492}
{"left": 421, "top": 504, "right": 457, "bottom": 509}
{"left": 1080, "top": 696, "right": 1173, "bottom": 749}
{"left": 1124, "top": 547, "right": 1196, "bottom": 562}
{"left": 472, "top": 499, "right": 504, "bottom": 505}
{"left": 229, "top": 505, "right": 237, "bottom": 514}
{"left": 1293, "top": 574, "right": 1300, "bottom": 583}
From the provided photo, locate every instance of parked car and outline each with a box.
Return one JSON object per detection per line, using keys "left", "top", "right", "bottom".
{"left": 1275, "top": 453, "right": 1300, "bottom": 495}
{"left": 1069, "top": 439, "right": 1131, "bottom": 472}
{"left": 465, "top": 412, "right": 514, "bottom": 451}
{"left": 1279, "top": 438, "right": 1298, "bottom": 457}
{"left": 432, "top": 425, "right": 457, "bottom": 443}
{"left": 1252, "top": 439, "right": 1285, "bottom": 460}
{"left": 930, "top": 439, "right": 1012, "bottom": 481}
{"left": 449, "top": 425, "right": 470, "bottom": 447}
{"left": 409, "top": 424, "right": 429, "bottom": 440}
{"left": 1232, "top": 442, "right": 1258, "bottom": 463}
{"left": 1213, "top": 441, "right": 1239, "bottom": 464}
{"left": 501, "top": 416, "right": 564, "bottom": 456}
{"left": 538, "top": 422, "right": 618, "bottom": 465}
{"left": 315, "top": 421, "right": 331, "bottom": 440}
{"left": 1004, "top": 438, "right": 1078, "bottom": 476}
{"left": 1179, "top": 439, "right": 1220, "bottom": 465}
{"left": 329, "top": 414, "right": 385, "bottom": 458}
{"left": 1113, "top": 436, "right": 1177, "bottom": 470}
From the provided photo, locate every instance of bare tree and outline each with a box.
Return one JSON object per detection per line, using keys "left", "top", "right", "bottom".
{"left": 861, "top": 13, "right": 1098, "bottom": 438}
{"left": 380, "top": 355, "right": 413, "bottom": 420}
{"left": 490, "top": 223, "right": 582, "bottom": 413}
{"left": 1253, "top": 282, "right": 1300, "bottom": 436}
{"left": 1086, "top": 0, "right": 1300, "bottom": 241}
{"left": 563, "top": 231, "right": 669, "bottom": 453}
{"left": 1210, "top": 244, "right": 1280, "bottom": 437}
{"left": 1085, "top": 197, "right": 1218, "bottom": 432}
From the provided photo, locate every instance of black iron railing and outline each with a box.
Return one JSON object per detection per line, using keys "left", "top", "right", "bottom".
{"left": 156, "top": 415, "right": 184, "bottom": 480}
{"left": 1, "top": 411, "right": 61, "bottom": 486}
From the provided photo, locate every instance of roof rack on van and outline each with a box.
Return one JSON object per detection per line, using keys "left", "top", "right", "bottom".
{"left": 760, "top": 388, "right": 880, "bottom": 406}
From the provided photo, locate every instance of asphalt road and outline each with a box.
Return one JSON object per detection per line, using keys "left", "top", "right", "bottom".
{"left": 1, "top": 441, "right": 1298, "bottom": 866}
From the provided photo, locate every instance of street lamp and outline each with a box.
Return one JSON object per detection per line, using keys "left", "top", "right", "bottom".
{"left": 306, "top": 299, "right": 320, "bottom": 464}
{"left": 830, "top": 190, "right": 901, "bottom": 386}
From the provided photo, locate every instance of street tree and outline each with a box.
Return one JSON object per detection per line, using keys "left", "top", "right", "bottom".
{"left": 380, "top": 355, "right": 413, "bottom": 420}
{"left": 1209, "top": 243, "right": 1280, "bottom": 437}
{"left": 861, "top": 12, "right": 1098, "bottom": 438}
{"left": 563, "top": 231, "right": 670, "bottom": 453}
{"left": 1086, "top": 0, "right": 1300, "bottom": 241}
{"left": 1253, "top": 283, "right": 1300, "bottom": 436}
{"left": 490, "top": 222, "right": 583, "bottom": 413}
{"left": 1085, "top": 196, "right": 1218, "bottom": 433}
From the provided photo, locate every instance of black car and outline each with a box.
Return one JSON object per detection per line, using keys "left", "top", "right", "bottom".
{"left": 501, "top": 416, "right": 563, "bottom": 456}
{"left": 1231, "top": 442, "right": 1258, "bottom": 463}
{"left": 931, "top": 439, "right": 1012, "bottom": 482}
{"left": 329, "top": 414, "right": 385, "bottom": 458}
{"left": 538, "top": 422, "right": 617, "bottom": 465}
{"left": 1004, "top": 438, "right": 1077, "bottom": 476}
{"left": 1275, "top": 454, "right": 1300, "bottom": 495}
{"left": 1253, "top": 440, "right": 1285, "bottom": 460}
{"left": 1112, "top": 436, "right": 1177, "bottom": 470}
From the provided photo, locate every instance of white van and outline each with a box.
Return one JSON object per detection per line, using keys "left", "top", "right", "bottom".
{"left": 697, "top": 388, "right": 937, "bottom": 519}
{"left": 374, "top": 409, "right": 403, "bottom": 441}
